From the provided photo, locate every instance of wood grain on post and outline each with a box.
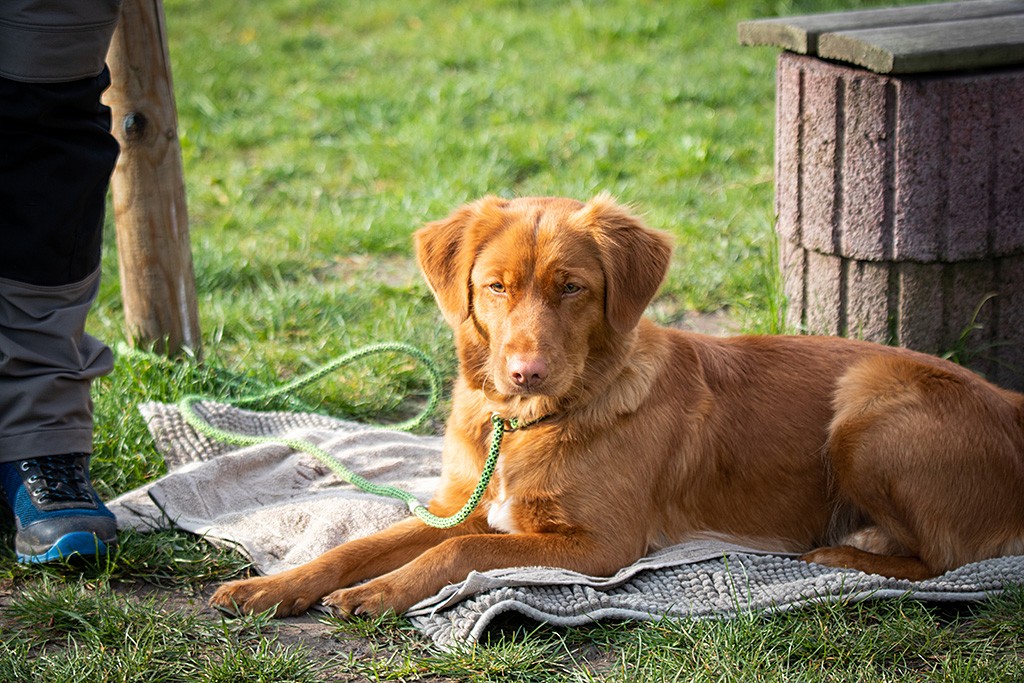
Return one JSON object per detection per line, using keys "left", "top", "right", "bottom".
{"left": 104, "top": 0, "right": 201, "bottom": 356}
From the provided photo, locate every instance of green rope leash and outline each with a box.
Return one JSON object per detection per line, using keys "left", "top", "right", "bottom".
{"left": 176, "top": 342, "right": 529, "bottom": 529}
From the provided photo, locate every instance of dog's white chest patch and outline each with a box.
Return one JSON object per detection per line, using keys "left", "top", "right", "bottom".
{"left": 487, "top": 497, "right": 518, "bottom": 533}
{"left": 487, "top": 490, "right": 519, "bottom": 534}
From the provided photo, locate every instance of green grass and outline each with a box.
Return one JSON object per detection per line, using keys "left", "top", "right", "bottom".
{"left": 0, "top": 577, "right": 322, "bottom": 682}
{"left": 4, "top": 0, "right": 1022, "bottom": 680}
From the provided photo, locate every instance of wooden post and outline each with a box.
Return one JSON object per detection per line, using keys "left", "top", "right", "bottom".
{"left": 104, "top": 0, "right": 201, "bottom": 356}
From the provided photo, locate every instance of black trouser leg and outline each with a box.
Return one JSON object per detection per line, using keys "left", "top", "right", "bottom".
{"left": 0, "top": 68, "right": 119, "bottom": 286}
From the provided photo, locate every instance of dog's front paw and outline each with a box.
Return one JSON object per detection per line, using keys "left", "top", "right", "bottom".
{"left": 210, "top": 576, "right": 320, "bottom": 618}
{"left": 323, "top": 579, "right": 412, "bottom": 619}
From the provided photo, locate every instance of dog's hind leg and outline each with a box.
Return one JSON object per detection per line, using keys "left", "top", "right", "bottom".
{"left": 803, "top": 354, "right": 1024, "bottom": 580}
{"left": 801, "top": 527, "right": 933, "bottom": 580}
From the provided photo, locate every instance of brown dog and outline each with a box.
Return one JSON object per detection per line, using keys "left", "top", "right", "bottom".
{"left": 210, "top": 194, "right": 1024, "bottom": 619}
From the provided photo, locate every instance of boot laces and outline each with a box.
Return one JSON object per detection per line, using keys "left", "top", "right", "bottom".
{"left": 20, "top": 455, "right": 93, "bottom": 507}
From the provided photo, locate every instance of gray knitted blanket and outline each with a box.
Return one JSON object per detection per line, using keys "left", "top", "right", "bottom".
{"left": 109, "top": 401, "right": 1024, "bottom": 649}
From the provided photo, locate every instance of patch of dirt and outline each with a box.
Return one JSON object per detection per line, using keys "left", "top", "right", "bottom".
{"left": 131, "top": 583, "right": 371, "bottom": 661}
{"left": 70, "top": 581, "right": 610, "bottom": 680}
{"left": 667, "top": 308, "right": 737, "bottom": 336}
{"left": 320, "top": 254, "right": 424, "bottom": 289}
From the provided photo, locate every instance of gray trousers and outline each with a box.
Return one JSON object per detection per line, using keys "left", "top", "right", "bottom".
{"left": 0, "top": 0, "right": 123, "bottom": 462}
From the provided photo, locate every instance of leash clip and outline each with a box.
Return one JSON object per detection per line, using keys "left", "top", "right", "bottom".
{"left": 491, "top": 413, "right": 521, "bottom": 432}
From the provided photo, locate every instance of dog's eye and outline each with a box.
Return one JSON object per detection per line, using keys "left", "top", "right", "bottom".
{"left": 563, "top": 283, "right": 582, "bottom": 295}
{"left": 488, "top": 282, "right": 506, "bottom": 294}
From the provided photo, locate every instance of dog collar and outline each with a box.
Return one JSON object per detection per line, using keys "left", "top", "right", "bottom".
{"left": 491, "top": 412, "right": 555, "bottom": 432}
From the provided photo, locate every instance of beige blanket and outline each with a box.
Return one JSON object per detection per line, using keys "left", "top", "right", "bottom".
{"left": 110, "top": 401, "right": 1024, "bottom": 649}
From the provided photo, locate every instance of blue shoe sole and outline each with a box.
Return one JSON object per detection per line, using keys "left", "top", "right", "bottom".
{"left": 17, "top": 531, "right": 113, "bottom": 564}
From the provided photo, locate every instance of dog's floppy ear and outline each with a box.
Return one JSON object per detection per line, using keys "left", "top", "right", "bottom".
{"left": 414, "top": 196, "right": 507, "bottom": 327}
{"left": 576, "top": 193, "right": 673, "bottom": 334}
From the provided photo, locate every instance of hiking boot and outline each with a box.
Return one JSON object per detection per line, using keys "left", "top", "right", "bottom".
{"left": 0, "top": 453, "right": 117, "bottom": 563}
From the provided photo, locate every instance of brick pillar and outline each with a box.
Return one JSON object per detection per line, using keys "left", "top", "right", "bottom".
{"left": 776, "top": 52, "right": 1024, "bottom": 390}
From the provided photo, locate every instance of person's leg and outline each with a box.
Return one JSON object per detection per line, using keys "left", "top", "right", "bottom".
{"left": 0, "top": 269, "right": 117, "bottom": 563}
{"left": 0, "top": 0, "right": 122, "bottom": 562}
{"left": 0, "top": 71, "right": 119, "bottom": 455}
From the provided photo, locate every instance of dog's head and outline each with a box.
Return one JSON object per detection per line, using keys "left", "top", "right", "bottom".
{"left": 415, "top": 194, "right": 672, "bottom": 411}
